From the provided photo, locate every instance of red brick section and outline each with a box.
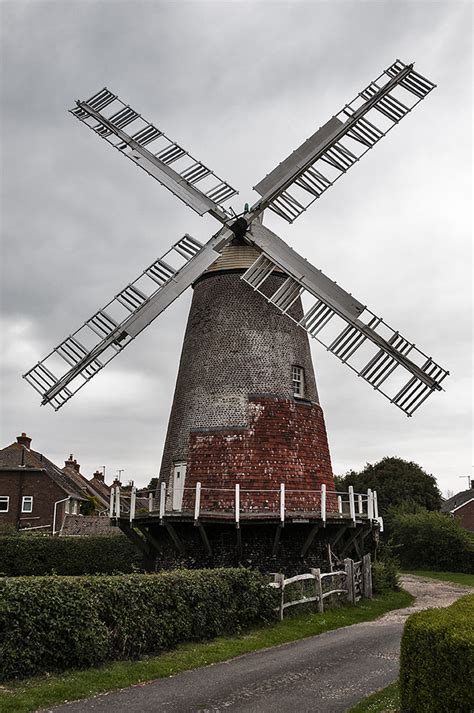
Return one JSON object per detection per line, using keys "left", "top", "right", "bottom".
{"left": 454, "top": 500, "right": 474, "bottom": 533}
{"left": 185, "top": 396, "right": 337, "bottom": 513}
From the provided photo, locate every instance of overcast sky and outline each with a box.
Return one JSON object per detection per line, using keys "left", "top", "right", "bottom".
{"left": 1, "top": 0, "right": 472, "bottom": 496}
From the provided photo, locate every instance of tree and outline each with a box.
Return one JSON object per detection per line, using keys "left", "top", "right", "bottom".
{"left": 337, "top": 456, "right": 442, "bottom": 514}
{"left": 146, "top": 477, "right": 158, "bottom": 492}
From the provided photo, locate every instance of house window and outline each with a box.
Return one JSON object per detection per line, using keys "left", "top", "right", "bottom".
{"left": 0, "top": 496, "right": 9, "bottom": 512}
{"left": 21, "top": 496, "right": 33, "bottom": 513}
{"left": 292, "top": 365, "right": 304, "bottom": 397}
{"left": 71, "top": 500, "right": 78, "bottom": 515}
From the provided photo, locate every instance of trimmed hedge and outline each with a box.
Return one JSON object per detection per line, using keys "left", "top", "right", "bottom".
{"left": 0, "top": 568, "right": 276, "bottom": 681}
{"left": 0, "top": 535, "right": 141, "bottom": 576}
{"left": 400, "top": 594, "right": 474, "bottom": 712}
{"left": 389, "top": 510, "right": 474, "bottom": 573}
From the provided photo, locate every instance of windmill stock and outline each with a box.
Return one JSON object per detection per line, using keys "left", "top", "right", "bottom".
{"left": 23, "top": 59, "right": 448, "bottom": 419}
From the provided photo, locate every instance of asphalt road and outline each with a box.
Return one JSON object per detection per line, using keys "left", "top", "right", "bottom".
{"left": 48, "top": 576, "right": 471, "bottom": 713}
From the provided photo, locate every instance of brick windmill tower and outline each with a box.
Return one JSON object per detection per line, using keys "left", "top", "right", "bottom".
{"left": 25, "top": 60, "right": 448, "bottom": 569}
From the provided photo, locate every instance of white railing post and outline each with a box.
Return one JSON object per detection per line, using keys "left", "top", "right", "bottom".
{"left": 235, "top": 483, "right": 240, "bottom": 524}
{"left": 116, "top": 486, "right": 121, "bottom": 518}
{"left": 129, "top": 486, "right": 136, "bottom": 523}
{"left": 358, "top": 494, "right": 363, "bottom": 515}
{"left": 337, "top": 495, "right": 343, "bottom": 514}
{"left": 321, "top": 483, "right": 326, "bottom": 524}
{"left": 194, "top": 481, "right": 201, "bottom": 521}
{"left": 280, "top": 483, "right": 285, "bottom": 523}
{"left": 159, "top": 481, "right": 166, "bottom": 519}
{"left": 349, "top": 485, "right": 356, "bottom": 523}
{"left": 109, "top": 487, "right": 114, "bottom": 518}
{"left": 367, "top": 488, "right": 373, "bottom": 520}
{"left": 148, "top": 492, "right": 153, "bottom": 513}
{"left": 373, "top": 490, "right": 379, "bottom": 519}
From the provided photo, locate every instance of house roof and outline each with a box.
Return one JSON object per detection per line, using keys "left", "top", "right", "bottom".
{"left": 0, "top": 441, "right": 87, "bottom": 501}
{"left": 441, "top": 488, "right": 474, "bottom": 513}
{"left": 61, "top": 463, "right": 110, "bottom": 507}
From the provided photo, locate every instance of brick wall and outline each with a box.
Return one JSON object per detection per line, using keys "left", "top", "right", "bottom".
{"left": 0, "top": 470, "right": 66, "bottom": 530}
{"left": 453, "top": 500, "right": 474, "bottom": 533}
{"left": 184, "top": 395, "right": 337, "bottom": 513}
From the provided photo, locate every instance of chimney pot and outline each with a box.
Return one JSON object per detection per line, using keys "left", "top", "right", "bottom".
{"left": 17, "top": 433, "right": 32, "bottom": 449}
{"left": 93, "top": 470, "right": 104, "bottom": 482}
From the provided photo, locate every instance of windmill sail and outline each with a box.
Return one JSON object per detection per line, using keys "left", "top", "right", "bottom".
{"left": 243, "top": 223, "right": 448, "bottom": 416}
{"left": 253, "top": 60, "right": 435, "bottom": 223}
{"left": 70, "top": 89, "right": 238, "bottom": 222}
{"left": 23, "top": 232, "right": 232, "bottom": 410}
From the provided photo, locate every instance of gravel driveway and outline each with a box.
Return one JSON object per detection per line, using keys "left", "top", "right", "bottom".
{"left": 47, "top": 575, "right": 472, "bottom": 713}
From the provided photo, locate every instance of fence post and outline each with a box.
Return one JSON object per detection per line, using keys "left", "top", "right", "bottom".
{"left": 235, "top": 483, "right": 240, "bottom": 525}
{"left": 321, "top": 483, "right": 326, "bottom": 524}
{"left": 362, "top": 553, "right": 373, "bottom": 599}
{"left": 373, "top": 490, "right": 379, "bottom": 520}
{"left": 129, "top": 486, "right": 136, "bottom": 523}
{"left": 311, "top": 567, "right": 324, "bottom": 613}
{"left": 159, "top": 481, "right": 166, "bottom": 520}
{"left": 194, "top": 482, "right": 201, "bottom": 521}
{"left": 109, "top": 487, "right": 114, "bottom": 518}
{"left": 274, "top": 573, "right": 285, "bottom": 621}
{"left": 367, "top": 488, "right": 373, "bottom": 520}
{"left": 280, "top": 483, "right": 285, "bottom": 524}
{"left": 344, "top": 558, "right": 355, "bottom": 604}
{"left": 338, "top": 495, "right": 343, "bottom": 514}
{"left": 358, "top": 494, "right": 363, "bottom": 515}
{"left": 148, "top": 492, "right": 153, "bottom": 513}
{"left": 116, "top": 486, "right": 121, "bottom": 518}
{"left": 349, "top": 485, "right": 356, "bottom": 523}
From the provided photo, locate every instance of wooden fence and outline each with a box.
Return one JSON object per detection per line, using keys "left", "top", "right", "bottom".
{"left": 270, "top": 554, "right": 372, "bottom": 620}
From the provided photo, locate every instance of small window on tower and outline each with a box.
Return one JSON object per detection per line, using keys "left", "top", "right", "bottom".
{"left": 292, "top": 365, "right": 304, "bottom": 398}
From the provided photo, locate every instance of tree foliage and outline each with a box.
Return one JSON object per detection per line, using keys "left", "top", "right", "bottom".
{"left": 337, "top": 456, "right": 441, "bottom": 513}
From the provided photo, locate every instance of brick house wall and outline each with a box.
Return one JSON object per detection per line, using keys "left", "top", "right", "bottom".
{"left": 0, "top": 469, "right": 68, "bottom": 530}
{"left": 453, "top": 500, "right": 474, "bottom": 533}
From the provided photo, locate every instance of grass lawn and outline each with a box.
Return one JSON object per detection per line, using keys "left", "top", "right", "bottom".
{"left": 402, "top": 570, "right": 474, "bottom": 587}
{"left": 348, "top": 681, "right": 400, "bottom": 712}
{"left": 0, "top": 589, "right": 412, "bottom": 713}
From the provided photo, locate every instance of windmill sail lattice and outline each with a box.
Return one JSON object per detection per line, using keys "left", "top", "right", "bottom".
{"left": 24, "top": 234, "right": 225, "bottom": 409}
{"left": 70, "top": 89, "right": 237, "bottom": 221}
{"left": 243, "top": 224, "right": 448, "bottom": 416}
{"left": 24, "top": 58, "right": 448, "bottom": 417}
{"left": 253, "top": 60, "right": 435, "bottom": 222}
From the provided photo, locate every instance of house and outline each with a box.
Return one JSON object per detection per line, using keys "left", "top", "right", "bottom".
{"left": 0, "top": 433, "right": 88, "bottom": 533}
{"left": 441, "top": 483, "right": 474, "bottom": 533}
{"left": 0, "top": 433, "right": 113, "bottom": 534}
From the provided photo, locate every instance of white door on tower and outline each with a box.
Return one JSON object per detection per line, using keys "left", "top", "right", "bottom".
{"left": 172, "top": 462, "right": 186, "bottom": 511}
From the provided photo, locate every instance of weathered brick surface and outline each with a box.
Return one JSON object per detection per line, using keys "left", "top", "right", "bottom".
{"left": 454, "top": 500, "right": 474, "bottom": 533}
{"left": 184, "top": 395, "right": 337, "bottom": 512}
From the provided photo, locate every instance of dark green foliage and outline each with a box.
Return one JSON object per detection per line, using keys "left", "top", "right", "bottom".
{"left": 400, "top": 594, "right": 474, "bottom": 712}
{"left": 389, "top": 509, "right": 474, "bottom": 573}
{"left": 0, "top": 535, "right": 141, "bottom": 576}
{"left": 0, "top": 569, "right": 276, "bottom": 681}
{"left": 338, "top": 457, "right": 442, "bottom": 513}
{"left": 80, "top": 495, "right": 101, "bottom": 515}
{"left": 146, "top": 477, "right": 158, "bottom": 491}
{"left": 372, "top": 545, "right": 400, "bottom": 593}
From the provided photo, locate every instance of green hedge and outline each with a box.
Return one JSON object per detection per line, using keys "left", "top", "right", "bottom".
{"left": 400, "top": 594, "right": 474, "bottom": 712}
{"left": 389, "top": 510, "right": 474, "bottom": 573}
{"left": 0, "top": 568, "right": 276, "bottom": 681}
{"left": 0, "top": 535, "right": 141, "bottom": 576}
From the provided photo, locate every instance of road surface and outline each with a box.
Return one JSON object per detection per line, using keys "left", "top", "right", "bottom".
{"left": 48, "top": 575, "right": 471, "bottom": 713}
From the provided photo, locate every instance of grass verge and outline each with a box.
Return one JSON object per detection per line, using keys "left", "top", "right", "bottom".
{"left": 1, "top": 590, "right": 412, "bottom": 713}
{"left": 348, "top": 681, "right": 400, "bottom": 712}
{"left": 402, "top": 570, "right": 474, "bottom": 587}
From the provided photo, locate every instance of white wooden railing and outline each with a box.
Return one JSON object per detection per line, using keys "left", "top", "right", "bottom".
{"left": 109, "top": 483, "right": 381, "bottom": 527}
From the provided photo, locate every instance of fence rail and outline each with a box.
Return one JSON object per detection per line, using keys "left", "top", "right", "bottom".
{"left": 109, "top": 482, "right": 381, "bottom": 528}
{"left": 271, "top": 554, "right": 372, "bottom": 620}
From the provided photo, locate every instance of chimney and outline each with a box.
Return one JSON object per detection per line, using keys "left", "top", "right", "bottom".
{"left": 65, "top": 454, "right": 75, "bottom": 469}
{"left": 73, "top": 459, "right": 80, "bottom": 473}
{"left": 92, "top": 469, "right": 104, "bottom": 482}
{"left": 17, "top": 433, "right": 32, "bottom": 449}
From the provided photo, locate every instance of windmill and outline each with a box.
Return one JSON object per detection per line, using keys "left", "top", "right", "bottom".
{"left": 23, "top": 60, "right": 448, "bottom": 569}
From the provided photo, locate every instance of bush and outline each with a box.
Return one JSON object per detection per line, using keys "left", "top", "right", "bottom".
{"left": 389, "top": 510, "right": 474, "bottom": 573}
{"left": 400, "top": 594, "right": 474, "bottom": 712}
{"left": 372, "top": 546, "right": 400, "bottom": 593}
{"left": 0, "top": 535, "right": 142, "bottom": 576}
{"left": 0, "top": 568, "right": 276, "bottom": 681}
